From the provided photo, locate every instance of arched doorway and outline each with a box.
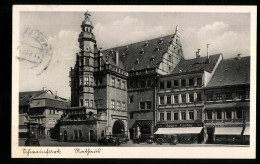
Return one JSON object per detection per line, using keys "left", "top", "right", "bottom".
{"left": 112, "top": 120, "right": 125, "bottom": 135}
{"left": 74, "top": 130, "right": 78, "bottom": 141}
{"left": 89, "top": 130, "right": 94, "bottom": 142}
{"left": 63, "top": 130, "right": 67, "bottom": 142}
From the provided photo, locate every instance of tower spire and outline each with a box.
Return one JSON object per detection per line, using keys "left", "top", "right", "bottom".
{"left": 175, "top": 25, "right": 179, "bottom": 35}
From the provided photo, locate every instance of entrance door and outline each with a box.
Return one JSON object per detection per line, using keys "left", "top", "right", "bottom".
{"left": 79, "top": 130, "right": 82, "bottom": 141}
{"left": 207, "top": 127, "right": 214, "bottom": 144}
{"left": 64, "top": 130, "right": 67, "bottom": 142}
{"left": 140, "top": 124, "right": 151, "bottom": 135}
{"left": 112, "top": 120, "right": 125, "bottom": 135}
{"left": 74, "top": 130, "right": 78, "bottom": 141}
{"left": 89, "top": 130, "right": 94, "bottom": 142}
{"left": 130, "top": 129, "right": 134, "bottom": 139}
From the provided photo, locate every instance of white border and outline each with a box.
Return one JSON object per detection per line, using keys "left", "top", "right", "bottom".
{"left": 12, "top": 5, "right": 257, "bottom": 159}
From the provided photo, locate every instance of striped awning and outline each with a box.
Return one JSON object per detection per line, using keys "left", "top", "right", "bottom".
{"left": 243, "top": 125, "right": 250, "bottom": 135}
{"left": 154, "top": 127, "right": 203, "bottom": 135}
{"left": 215, "top": 127, "right": 243, "bottom": 135}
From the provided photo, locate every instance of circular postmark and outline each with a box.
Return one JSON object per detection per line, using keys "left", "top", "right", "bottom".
{"left": 17, "top": 28, "right": 53, "bottom": 76}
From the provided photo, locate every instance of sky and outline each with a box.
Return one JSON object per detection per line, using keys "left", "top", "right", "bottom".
{"left": 19, "top": 11, "right": 251, "bottom": 99}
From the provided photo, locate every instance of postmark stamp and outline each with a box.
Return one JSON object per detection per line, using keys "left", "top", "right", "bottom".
{"left": 17, "top": 28, "right": 53, "bottom": 76}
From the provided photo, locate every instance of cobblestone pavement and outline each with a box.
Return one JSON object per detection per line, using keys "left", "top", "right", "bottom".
{"left": 19, "top": 139, "right": 248, "bottom": 147}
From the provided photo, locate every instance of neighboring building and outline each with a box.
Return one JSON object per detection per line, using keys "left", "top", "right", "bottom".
{"left": 19, "top": 88, "right": 70, "bottom": 139}
{"left": 203, "top": 55, "right": 250, "bottom": 144}
{"left": 155, "top": 53, "right": 223, "bottom": 143}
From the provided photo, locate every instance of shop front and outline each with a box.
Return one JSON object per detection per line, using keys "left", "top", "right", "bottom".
{"left": 242, "top": 125, "right": 250, "bottom": 145}
{"left": 209, "top": 126, "right": 244, "bottom": 144}
{"left": 154, "top": 126, "right": 203, "bottom": 144}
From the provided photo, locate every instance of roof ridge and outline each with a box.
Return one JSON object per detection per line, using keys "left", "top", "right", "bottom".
{"left": 102, "top": 33, "right": 175, "bottom": 51}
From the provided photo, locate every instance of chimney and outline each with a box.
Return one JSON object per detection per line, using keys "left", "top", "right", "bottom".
{"left": 196, "top": 49, "right": 201, "bottom": 59}
{"left": 175, "top": 25, "right": 178, "bottom": 35}
{"left": 55, "top": 91, "right": 58, "bottom": 98}
{"left": 206, "top": 44, "right": 210, "bottom": 63}
{"left": 236, "top": 54, "right": 241, "bottom": 59}
{"left": 43, "top": 87, "right": 46, "bottom": 91}
{"left": 116, "top": 51, "right": 119, "bottom": 66}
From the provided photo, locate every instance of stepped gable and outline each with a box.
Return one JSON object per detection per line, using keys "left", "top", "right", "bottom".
{"left": 101, "top": 34, "right": 180, "bottom": 72}
{"left": 206, "top": 56, "right": 250, "bottom": 88}
{"left": 172, "top": 54, "right": 222, "bottom": 74}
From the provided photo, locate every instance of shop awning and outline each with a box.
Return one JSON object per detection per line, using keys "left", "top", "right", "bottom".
{"left": 214, "top": 127, "right": 243, "bottom": 135}
{"left": 154, "top": 127, "right": 203, "bottom": 135}
{"left": 243, "top": 125, "right": 250, "bottom": 135}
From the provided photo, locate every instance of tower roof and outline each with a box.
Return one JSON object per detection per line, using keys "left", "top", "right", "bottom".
{"left": 81, "top": 11, "right": 94, "bottom": 28}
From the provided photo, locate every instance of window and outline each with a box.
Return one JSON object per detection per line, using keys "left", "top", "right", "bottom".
{"left": 160, "top": 96, "right": 165, "bottom": 105}
{"left": 80, "top": 78, "right": 83, "bottom": 85}
{"left": 160, "top": 113, "right": 164, "bottom": 121}
{"left": 101, "top": 130, "right": 105, "bottom": 137}
{"left": 174, "top": 95, "right": 179, "bottom": 103}
{"left": 181, "top": 94, "right": 186, "bottom": 103}
{"left": 236, "top": 91, "right": 243, "bottom": 99}
{"left": 167, "top": 81, "right": 171, "bottom": 88}
{"left": 90, "top": 100, "right": 93, "bottom": 107}
{"left": 130, "top": 113, "right": 133, "bottom": 119}
{"left": 168, "top": 66, "right": 172, "bottom": 72}
{"left": 129, "top": 96, "right": 134, "bottom": 103}
{"left": 167, "top": 112, "right": 171, "bottom": 121}
{"left": 174, "top": 112, "right": 178, "bottom": 120}
{"left": 122, "top": 102, "right": 126, "bottom": 111}
{"left": 121, "top": 81, "right": 126, "bottom": 89}
{"left": 226, "top": 92, "right": 232, "bottom": 100}
{"left": 147, "top": 80, "right": 151, "bottom": 87}
{"left": 189, "top": 78, "right": 194, "bottom": 86}
{"left": 217, "top": 111, "right": 222, "bottom": 119}
{"left": 197, "top": 111, "right": 202, "bottom": 120}
{"left": 207, "top": 111, "right": 212, "bottom": 120}
{"left": 245, "top": 90, "right": 250, "bottom": 99}
{"left": 85, "top": 58, "right": 89, "bottom": 65}
{"left": 146, "top": 101, "right": 151, "bottom": 110}
{"left": 160, "top": 82, "right": 165, "bottom": 89}
{"left": 207, "top": 94, "right": 213, "bottom": 101}
{"left": 189, "top": 94, "right": 194, "bottom": 102}
{"left": 236, "top": 109, "right": 242, "bottom": 119}
{"left": 216, "top": 93, "right": 222, "bottom": 100}
{"left": 168, "top": 54, "right": 172, "bottom": 62}
{"left": 140, "top": 102, "right": 145, "bottom": 110}
{"left": 85, "top": 99, "right": 89, "bottom": 107}
{"left": 166, "top": 96, "right": 171, "bottom": 104}
{"left": 197, "top": 93, "right": 202, "bottom": 102}
{"left": 181, "top": 79, "right": 186, "bottom": 87}
{"left": 140, "top": 81, "right": 145, "bottom": 88}
{"left": 117, "top": 101, "right": 121, "bottom": 110}
{"left": 98, "top": 99, "right": 103, "bottom": 108}
{"left": 111, "top": 77, "right": 115, "bottom": 87}
{"left": 181, "top": 111, "right": 186, "bottom": 120}
{"left": 189, "top": 111, "right": 194, "bottom": 120}
{"left": 90, "top": 77, "right": 94, "bottom": 86}
{"left": 197, "top": 77, "right": 202, "bottom": 86}
{"left": 85, "top": 77, "right": 89, "bottom": 85}
{"left": 226, "top": 110, "right": 232, "bottom": 119}
{"left": 129, "top": 80, "right": 134, "bottom": 88}
{"left": 117, "top": 79, "right": 121, "bottom": 88}
{"left": 80, "top": 99, "right": 84, "bottom": 106}
{"left": 173, "top": 80, "right": 179, "bottom": 87}
{"left": 111, "top": 100, "right": 115, "bottom": 109}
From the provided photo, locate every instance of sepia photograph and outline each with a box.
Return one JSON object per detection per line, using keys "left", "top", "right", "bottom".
{"left": 12, "top": 5, "right": 256, "bottom": 158}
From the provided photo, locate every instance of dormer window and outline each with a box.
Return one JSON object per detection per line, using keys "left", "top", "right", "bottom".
{"left": 144, "top": 41, "right": 148, "bottom": 47}
{"left": 136, "top": 58, "right": 139, "bottom": 64}
{"left": 155, "top": 46, "right": 160, "bottom": 52}
{"left": 125, "top": 45, "right": 129, "bottom": 51}
{"left": 140, "top": 49, "right": 144, "bottom": 54}
{"left": 159, "top": 38, "right": 163, "bottom": 44}
{"left": 150, "top": 56, "right": 155, "bottom": 61}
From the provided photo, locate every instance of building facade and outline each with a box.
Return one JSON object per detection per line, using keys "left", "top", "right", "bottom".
{"left": 155, "top": 54, "right": 223, "bottom": 143}
{"left": 203, "top": 55, "right": 250, "bottom": 144}
{"left": 19, "top": 88, "right": 70, "bottom": 139}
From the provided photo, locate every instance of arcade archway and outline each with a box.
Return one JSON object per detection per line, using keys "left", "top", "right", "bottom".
{"left": 112, "top": 120, "right": 125, "bottom": 135}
